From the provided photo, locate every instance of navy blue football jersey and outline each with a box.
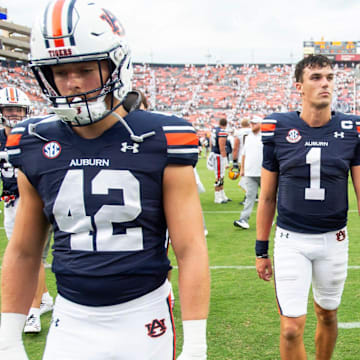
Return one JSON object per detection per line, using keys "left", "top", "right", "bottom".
{"left": 261, "top": 111, "right": 360, "bottom": 233}
{"left": 7, "top": 110, "right": 199, "bottom": 306}
{"left": 211, "top": 126, "right": 228, "bottom": 154}
{"left": 0, "top": 128, "right": 18, "bottom": 197}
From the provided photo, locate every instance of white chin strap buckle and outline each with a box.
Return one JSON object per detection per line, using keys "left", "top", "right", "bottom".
{"left": 52, "top": 108, "right": 78, "bottom": 123}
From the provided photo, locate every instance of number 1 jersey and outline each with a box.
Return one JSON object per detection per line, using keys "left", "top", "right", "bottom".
{"left": 261, "top": 111, "right": 360, "bottom": 234}
{"left": 6, "top": 110, "right": 199, "bottom": 306}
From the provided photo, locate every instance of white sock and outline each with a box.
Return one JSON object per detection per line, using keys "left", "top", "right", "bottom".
{"left": 215, "top": 191, "right": 222, "bottom": 202}
{"left": 220, "top": 190, "right": 228, "bottom": 200}
{"left": 42, "top": 292, "right": 52, "bottom": 302}
{"left": 28, "top": 307, "right": 40, "bottom": 318}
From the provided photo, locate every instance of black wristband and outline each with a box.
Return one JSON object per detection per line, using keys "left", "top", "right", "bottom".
{"left": 255, "top": 240, "right": 269, "bottom": 257}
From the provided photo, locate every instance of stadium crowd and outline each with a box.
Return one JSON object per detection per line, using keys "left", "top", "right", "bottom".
{"left": 0, "top": 60, "right": 359, "bottom": 130}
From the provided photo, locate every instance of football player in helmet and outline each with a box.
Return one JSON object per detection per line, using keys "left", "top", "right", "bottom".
{"left": 0, "top": 86, "right": 54, "bottom": 335}
{"left": 0, "top": 1, "right": 209, "bottom": 360}
{"left": 0, "top": 87, "right": 31, "bottom": 239}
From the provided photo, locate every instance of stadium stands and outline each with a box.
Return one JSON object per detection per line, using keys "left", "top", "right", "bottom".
{"left": 1, "top": 60, "right": 358, "bottom": 130}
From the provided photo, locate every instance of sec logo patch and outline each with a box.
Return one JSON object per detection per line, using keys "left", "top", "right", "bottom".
{"left": 43, "top": 141, "right": 61, "bottom": 159}
{"left": 286, "top": 129, "right": 302, "bottom": 143}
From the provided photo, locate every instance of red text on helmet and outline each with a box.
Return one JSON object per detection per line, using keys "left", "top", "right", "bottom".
{"left": 48, "top": 48, "right": 73, "bottom": 58}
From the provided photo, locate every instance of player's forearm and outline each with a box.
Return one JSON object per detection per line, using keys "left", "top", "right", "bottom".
{"left": 351, "top": 165, "right": 360, "bottom": 215}
{"left": 256, "top": 197, "right": 276, "bottom": 241}
{"left": 241, "top": 155, "right": 245, "bottom": 169}
{"left": 177, "top": 247, "right": 210, "bottom": 321}
{"left": 232, "top": 139, "right": 239, "bottom": 161}
{"left": 1, "top": 245, "right": 41, "bottom": 314}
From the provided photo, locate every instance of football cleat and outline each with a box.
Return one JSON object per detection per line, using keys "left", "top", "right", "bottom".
{"left": 24, "top": 314, "right": 41, "bottom": 334}
{"left": 228, "top": 167, "right": 240, "bottom": 180}
{"left": 39, "top": 301, "right": 54, "bottom": 316}
{"left": 40, "top": 293, "right": 54, "bottom": 316}
{"left": 233, "top": 219, "right": 250, "bottom": 229}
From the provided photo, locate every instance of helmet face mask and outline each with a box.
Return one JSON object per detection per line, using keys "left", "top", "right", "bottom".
{"left": 30, "top": 0, "right": 132, "bottom": 126}
{"left": 0, "top": 87, "right": 31, "bottom": 128}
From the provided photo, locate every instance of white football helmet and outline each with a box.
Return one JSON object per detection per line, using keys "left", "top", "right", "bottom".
{"left": 0, "top": 87, "right": 31, "bottom": 128}
{"left": 30, "top": 0, "right": 132, "bottom": 126}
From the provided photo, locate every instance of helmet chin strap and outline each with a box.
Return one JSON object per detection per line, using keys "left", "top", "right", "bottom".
{"left": 111, "top": 111, "right": 155, "bottom": 143}
{"left": 51, "top": 96, "right": 108, "bottom": 126}
{"left": 51, "top": 91, "right": 156, "bottom": 143}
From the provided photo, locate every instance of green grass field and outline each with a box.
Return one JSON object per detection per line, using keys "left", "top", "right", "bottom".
{"left": 1, "top": 156, "right": 360, "bottom": 359}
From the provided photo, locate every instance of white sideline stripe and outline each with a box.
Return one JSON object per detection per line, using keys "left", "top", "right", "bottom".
{"left": 338, "top": 322, "right": 360, "bottom": 329}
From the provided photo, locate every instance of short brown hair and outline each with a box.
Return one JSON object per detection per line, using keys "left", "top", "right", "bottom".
{"left": 295, "top": 55, "right": 333, "bottom": 82}
{"left": 241, "top": 118, "right": 250, "bottom": 127}
{"left": 219, "top": 118, "right": 227, "bottom": 127}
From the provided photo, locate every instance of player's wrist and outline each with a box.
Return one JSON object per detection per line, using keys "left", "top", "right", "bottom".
{"left": 255, "top": 240, "right": 269, "bottom": 258}
{"left": 181, "top": 319, "right": 207, "bottom": 358}
{"left": 0, "top": 313, "right": 26, "bottom": 341}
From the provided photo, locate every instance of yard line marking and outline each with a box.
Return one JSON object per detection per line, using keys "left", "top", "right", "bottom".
{"left": 338, "top": 322, "right": 360, "bottom": 329}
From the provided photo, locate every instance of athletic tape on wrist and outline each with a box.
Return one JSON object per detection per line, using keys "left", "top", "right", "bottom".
{"left": 182, "top": 319, "right": 207, "bottom": 354}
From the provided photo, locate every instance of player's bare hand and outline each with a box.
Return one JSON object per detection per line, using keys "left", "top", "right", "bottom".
{"left": 256, "top": 258, "right": 272, "bottom": 281}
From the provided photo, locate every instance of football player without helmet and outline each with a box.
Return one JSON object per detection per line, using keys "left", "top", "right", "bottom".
{"left": 0, "top": 1, "right": 209, "bottom": 360}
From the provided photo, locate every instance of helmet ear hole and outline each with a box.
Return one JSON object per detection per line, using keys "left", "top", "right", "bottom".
{"left": 41, "top": 66, "right": 60, "bottom": 95}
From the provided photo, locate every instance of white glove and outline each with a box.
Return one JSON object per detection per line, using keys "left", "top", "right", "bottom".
{"left": 0, "top": 313, "right": 29, "bottom": 360}
{"left": 177, "top": 320, "right": 207, "bottom": 360}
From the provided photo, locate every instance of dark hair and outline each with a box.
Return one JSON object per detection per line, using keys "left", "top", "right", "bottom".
{"left": 138, "top": 89, "right": 149, "bottom": 110}
{"left": 295, "top": 55, "right": 333, "bottom": 82}
{"left": 219, "top": 117, "right": 227, "bottom": 127}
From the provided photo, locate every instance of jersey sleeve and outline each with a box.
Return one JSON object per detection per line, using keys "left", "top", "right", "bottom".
{"left": 218, "top": 130, "right": 228, "bottom": 138}
{"left": 162, "top": 117, "right": 199, "bottom": 166}
{"left": 261, "top": 115, "right": 279, "bottom": 172}
{"left": 5, "top": 125, "right": 26, "bottom": 170}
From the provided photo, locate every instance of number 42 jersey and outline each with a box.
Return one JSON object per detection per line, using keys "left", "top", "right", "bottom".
{"left": 261, "top": 111, "right": 360, "bottom": 234}
{"left": 6, "top": 110, "right": 199, "bottom": 306}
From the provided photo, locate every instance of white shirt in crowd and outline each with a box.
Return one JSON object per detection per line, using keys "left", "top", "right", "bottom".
{"left": 242, "top": 131, "right": 263, "bottom": 177}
